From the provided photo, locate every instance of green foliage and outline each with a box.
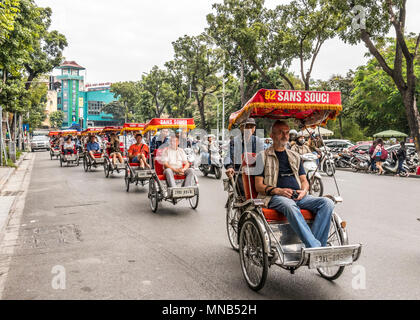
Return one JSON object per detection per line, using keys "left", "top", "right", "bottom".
{"left": 0, "top": 0, "right": 20, "bottom": 43}
{"left": 349, "top": 37, "right": 420, "bottom": 137}
{"left": 102, "top": 101, "right": 125, "bottom": 125}
{"left": 49, "top": 110, "right": 64, "bottom": 129}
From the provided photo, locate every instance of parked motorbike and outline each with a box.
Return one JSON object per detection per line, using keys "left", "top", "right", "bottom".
{"left": 382, "top": 152, "right": 409, "bottom": 177}
{"left": 301, "top": 153, "right": 323, "bottom": 197}
{"left": 350, "top": 153, "right": 371, "bottom": 173}
{"left": 334, "top": 151, "right": 353, "bottom": 168}
{"left": 405, "top": 150, "right": 419, "bottom": 173}
{"left": 319, "top": 148, "right": 335, "bottom": 176}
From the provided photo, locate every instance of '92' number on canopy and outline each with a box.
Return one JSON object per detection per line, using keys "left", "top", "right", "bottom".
{"left": 264, "top": 90, "right": 276, "bottom": 100}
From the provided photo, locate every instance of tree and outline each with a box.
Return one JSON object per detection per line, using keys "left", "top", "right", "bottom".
{"left": 110, "top": 81, "right": 142, "bottom": 122}
{"left": 348, "top": 37, "right": 419, "bottom": 137}
{"left": 0, "top": 0, "right": 20, "bottom": 44}
{"left": 329, "top": 0, "right": 420, "bottom": 154}
{"left": 24, "top": 82, "right": 47, "bottom": 130}
{"left": 102, "top": 101, "right": 125, "bottom": 125}
{"left": 206, "top": 0, "right": 294, "bottom": 105}
{"left": 271, "top": 0, "right": 341, "bottom": 90}
{"left": 140, "top": 66, "right": 173, "bottom": 118}
{"left": 172, "top": 34, "right": 223, "bottom": 130}
{"left": 49, "top": 110, "right": 64, "bottom": 129}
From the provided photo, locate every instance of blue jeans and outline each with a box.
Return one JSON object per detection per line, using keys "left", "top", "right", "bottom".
{"left": 268, "top": 195, "right": 334, "bottom": 248}
{"left": 132, "top": 156, "right": 140, "bottom": 163}
{"left": 396, "top": 158, "right": 405, "bottom": 174}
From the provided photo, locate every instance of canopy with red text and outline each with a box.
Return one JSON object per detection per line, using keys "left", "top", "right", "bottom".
{"left": 81, "top": 127, "right": 104, "bottom": 135}
{"left": 228, "top": 89, "right": 342, "bottom": 129}
{"left": 120, "top": 123, "right": 145, "bottom": 133}
{"left": 143, "top": 118, "right": 195, "bottom": 134}
{"left": 102, "top": 126, "right": 123, "bottom": 133}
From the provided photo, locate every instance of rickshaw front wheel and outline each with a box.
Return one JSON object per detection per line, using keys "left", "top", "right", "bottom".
{"left": 125, "top": 170, "right": 131, "bottom": 192}
{"left": 226, "top": 195, "right": 239, "bottom": 251}
{"left": 317, "top": 214, "right": 346, "bottom": 280}
{"left": 239, "top": 217, "right": 268, "bottom": 291}
{"left": 189, "top": 191, "right": 199, "bottom": 210}
{"left": 149, "top": 178, "right": 159, "bottom": 213}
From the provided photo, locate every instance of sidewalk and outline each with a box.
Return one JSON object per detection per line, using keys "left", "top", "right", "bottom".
{"left": 0, "top": 154, "right": 27, "bottom": 190}
{"left": 0, "top": 154, "right": 28, "bottom": 235}
{"left": 335, "top": 167, "right": 420, "bottom": 179}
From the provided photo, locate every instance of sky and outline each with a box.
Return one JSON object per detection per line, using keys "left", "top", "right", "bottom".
{"left": 35, "top": 0, "right": 420, "bottom": 84}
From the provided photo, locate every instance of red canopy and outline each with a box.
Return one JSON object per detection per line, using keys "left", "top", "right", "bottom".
{"left": 144, "top": 118, "right": 195, "bottom": 134}
{"left": 228, "top": 89, "right": 342, "bottom": 129}
{"left": 120, "top": 123, "right": 145, "bottom": 132}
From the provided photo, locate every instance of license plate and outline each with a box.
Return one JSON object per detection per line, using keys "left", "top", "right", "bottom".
{"left": 309, "top": 250, "right": 353, "bottom": 269}
{"left": 136, "top": 170, "right": 151, "bottom": 178}
{"left": 172, "top": 187, "right": 195, "bottom": 198}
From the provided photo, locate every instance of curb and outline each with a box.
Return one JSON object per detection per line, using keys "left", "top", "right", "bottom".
{"left": 0, "top": 153, "right": 28, "bottom": 190}
{"left": 335, "top": 167, "right": 420, "bottom": 179}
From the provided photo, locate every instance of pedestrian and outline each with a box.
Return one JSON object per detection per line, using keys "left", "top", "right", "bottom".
{"left": 395, "top": 141, "right": 408, "bottom": 177}
{"left": 369, "top": 139, "right": 378, "bottom": 172}
{"left": 372, "top": 138, "right": 386, "bottom": 175}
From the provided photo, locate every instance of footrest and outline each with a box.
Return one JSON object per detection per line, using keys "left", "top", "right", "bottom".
{"left": 303, "top": 244, "right": 362, "bottom": 269}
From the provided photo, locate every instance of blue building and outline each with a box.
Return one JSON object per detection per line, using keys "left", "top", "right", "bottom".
{"left": 56, "top": 61, "right": 119, "bottom": 129}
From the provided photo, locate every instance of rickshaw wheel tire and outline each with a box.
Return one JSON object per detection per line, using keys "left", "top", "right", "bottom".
{"left": 226, "top": 196, "right": 239, "bottom": 251}
{"left": 215, "top": 167, "right": 222, "bottom": 180}
{"left": 239, "top": 218, "right": 268, "bottom": 291}
{"left": 125, "top": 170, "right": 130, "bottom": 192}
{"left": 317, "top": 219, "right": 346, "bottom": 281}
{"left": 83, "top": 158, "right": 88, "bottom": 172}
{"left": 189, "top": 192, "right": 199, "bottom": 210}
{"left": 149, "top": 178, "right": 159, "bottom": 213}
{"left": 60, "top": 158, "right": 63, "bottom": 167}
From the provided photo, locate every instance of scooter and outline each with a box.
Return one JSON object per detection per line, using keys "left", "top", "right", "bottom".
{"left": 319, "top": 147, "right": 335, "bottom": 176}
{"left": 382, "top": 152, "right": 409, "bottom": 177}
{"left": 199, "top": 144, "right": 223, "bottom": 179}
{"left": 350, "top": 153, "right": 371, "bottom": 173}
{"left": 301, "top": 153, "right": 323, "bottom": 197}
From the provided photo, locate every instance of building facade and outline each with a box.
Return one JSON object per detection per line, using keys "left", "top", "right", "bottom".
{"left": 55, "top": 61, "right": 118, "bottom": 129}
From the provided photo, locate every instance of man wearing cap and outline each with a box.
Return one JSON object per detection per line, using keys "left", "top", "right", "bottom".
{"left": 150, "top": 129, "right": 169, "bottom": 154}
{"left": 224, "top": 118, "right": 264, "bottom": 196}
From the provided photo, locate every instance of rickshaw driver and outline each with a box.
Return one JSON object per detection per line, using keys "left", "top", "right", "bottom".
{"left": 224, "top": 118, "right": 264, "bottom": 196}
{"left": 128, "top": 133, "right": 150, "bottom": 169}
{"left": 254, "top": 120, "right": 334, "bottom": 248}
{"left": 150, "top": 129, "right": 169, "bottom": 154}
{"left": 161, "top": 135, "right": 195, "bottom": 188}
{"left": 86, "top": 135, "right": 102, "bottom": 158}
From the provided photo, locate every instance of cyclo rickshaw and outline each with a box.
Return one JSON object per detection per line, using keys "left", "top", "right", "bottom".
{"left": 48, "top": 130, "right": 61, "bottom": 160}
{"left": 225, "top": 89, "right": 362, "bottom": 291}
{"left": 120, "top": 123, "right": 154, "bottom": 190}
{"left": 59, "top": 130, "right": 80, "bottom": 167}
{"left": 144, "top": 118, "right": 199, "bottom": 213}
{"left": 81, "top": 127, "right": 105, "bottom": 172}
{"left": 101, "top": 126, "right": 126, "bottom": 178}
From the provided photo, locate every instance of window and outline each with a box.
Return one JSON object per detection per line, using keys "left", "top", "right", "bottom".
{"left": 63, "top": 91, "right": 68, "bottom": 99}
{"left": 72, "top": 81, "right": 76, "bottom": 90}
{"left": 57, "top": 97, "right": 62, "bottom": 105}
{"left": 63, "top": 81, "right": 68, "bottom": 89}
{"left": 88, "top": 101, "right": 104, "bottom": 116}
{"left": 63, "top": 101, "right": 68, "bottom": 111}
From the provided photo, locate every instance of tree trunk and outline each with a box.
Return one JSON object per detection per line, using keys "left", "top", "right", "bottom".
{"left": 240, "top": 58, "right": 245, "bottom": 106}
{"left": 402, "top": 90, "right": 420, "bottom": 156}
{"left": 198, "top": 100, "right": 207, "bottom": 130}
{"left": 338, "top": 115, "right": 343, "bottom": 139}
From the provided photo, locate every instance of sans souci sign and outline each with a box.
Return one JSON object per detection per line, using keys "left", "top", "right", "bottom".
{"left": 264, "top": 90, "right": 341, "bottom": 105}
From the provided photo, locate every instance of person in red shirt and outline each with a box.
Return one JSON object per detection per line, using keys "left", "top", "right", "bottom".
{"left": 128, "top": 133, "right": 150, "bottom": 169}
